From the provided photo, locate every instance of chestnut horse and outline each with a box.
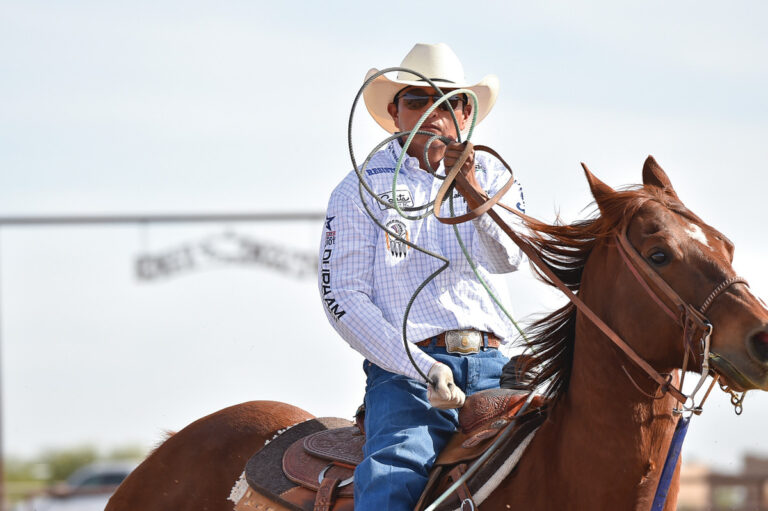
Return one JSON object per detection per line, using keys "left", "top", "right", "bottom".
{"left": 107, "top": 158, "right": 768, "bottom": 510}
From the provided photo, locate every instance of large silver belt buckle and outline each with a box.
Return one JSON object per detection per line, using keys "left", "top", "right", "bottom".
{"left": 445, "top": 330, "right": 482, "bottom": 354}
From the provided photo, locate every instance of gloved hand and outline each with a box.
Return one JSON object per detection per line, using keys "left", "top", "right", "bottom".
{"left": 427, "top": 363, "right": 466, "bottom": 409}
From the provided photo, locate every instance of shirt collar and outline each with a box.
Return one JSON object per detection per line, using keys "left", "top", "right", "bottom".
{"left": 386, "top": 139, "right": 445, "bottom": 176}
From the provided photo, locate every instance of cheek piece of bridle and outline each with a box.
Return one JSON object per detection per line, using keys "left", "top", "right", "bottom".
{"left": 434, "top": 143, "right": 748, "bottom": 415}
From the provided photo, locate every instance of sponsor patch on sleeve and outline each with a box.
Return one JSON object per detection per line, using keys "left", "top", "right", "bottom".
{"left": 324, "top": 215, "right": 336, "bottom": 245}
{"left": 515, "top": 181, "right": 526, "bottom": 213}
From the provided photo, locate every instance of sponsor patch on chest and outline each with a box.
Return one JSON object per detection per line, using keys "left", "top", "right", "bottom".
{"left": 385, "top": 219, "right": 410, "bottom": 257}
{"left": 378, "top": 187, "right": 414, "bottom": 211}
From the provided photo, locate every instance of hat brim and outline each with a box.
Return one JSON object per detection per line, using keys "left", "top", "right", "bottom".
{"left": 362, "top": 68, "right": 499, "bottom": 134}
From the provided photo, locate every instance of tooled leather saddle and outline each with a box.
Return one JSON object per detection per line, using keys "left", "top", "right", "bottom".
{"left": 232, "top": 389, "right": 546, "bottom": 511}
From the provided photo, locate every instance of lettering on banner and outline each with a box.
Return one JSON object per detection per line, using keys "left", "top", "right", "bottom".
{"left": 136, "top": 234, "right": 316, "bottom": 280}
{"left": 320, "top": 247, "right": 346, "bottom": 320}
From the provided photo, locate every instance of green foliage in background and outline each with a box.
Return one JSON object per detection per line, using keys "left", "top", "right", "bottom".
{"left": 6, "top": 443, "right": 147, "bottom": 484}
{"left": 39, "top": 445, "right": 99, "bottom": 483}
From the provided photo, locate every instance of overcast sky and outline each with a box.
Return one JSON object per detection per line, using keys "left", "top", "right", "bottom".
{"left": 1, "top": 1, "right": 767, "bottom": 472}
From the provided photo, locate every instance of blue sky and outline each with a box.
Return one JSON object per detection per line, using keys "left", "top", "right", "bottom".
{"left": 1, "top": 1, "right": 767, "bottom": 470}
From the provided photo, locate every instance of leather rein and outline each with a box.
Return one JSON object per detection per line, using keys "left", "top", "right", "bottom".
{"left": 434, "top": 142, "right": 748, "bottom": 409}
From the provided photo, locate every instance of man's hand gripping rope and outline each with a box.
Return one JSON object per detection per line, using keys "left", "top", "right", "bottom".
{"left": 428, "top": 363, "right": 466, "bottom": 409}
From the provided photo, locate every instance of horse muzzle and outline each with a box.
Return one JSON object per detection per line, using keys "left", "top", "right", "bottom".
{"left": 710, "top": 347, "right": 768, "bottom": 392}
{"left": 748, "top": 329, "right": 768, "bottom": 366}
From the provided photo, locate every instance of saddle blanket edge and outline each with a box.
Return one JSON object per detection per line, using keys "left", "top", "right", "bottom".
{"left": 453, "top": 428, "right": 538, "bottom": 510}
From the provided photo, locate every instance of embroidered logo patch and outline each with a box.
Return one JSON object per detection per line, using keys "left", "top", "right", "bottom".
{"left": 378, "top": 187, "right": 414, "bottom": 211}
{"left": 385, "top": 219, "right": 409, "bottom": 257}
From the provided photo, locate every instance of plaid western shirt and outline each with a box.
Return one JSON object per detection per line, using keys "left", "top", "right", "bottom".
{"left": 318, "top": 140, "right": 526, "bottom": 381}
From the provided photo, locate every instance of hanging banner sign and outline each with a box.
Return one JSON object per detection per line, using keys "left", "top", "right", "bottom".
{"left": 136, "top": 233, "right": 317, "bottom": 281}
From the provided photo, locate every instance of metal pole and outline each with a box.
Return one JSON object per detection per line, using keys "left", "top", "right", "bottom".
{"left": 0, "top": 229, "right": 5, "bottom": 511}
{"left": 0, "top": 211, "right": 325, "bottom": 226}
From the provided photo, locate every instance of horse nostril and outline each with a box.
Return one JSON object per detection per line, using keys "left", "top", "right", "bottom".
{"left": 749, "top": 331, "right": 768, "bottom": 364}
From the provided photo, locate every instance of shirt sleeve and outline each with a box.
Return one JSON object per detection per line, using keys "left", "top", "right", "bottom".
{"left": 319, "top": 186, "right": 436, "bottom": 381}
{"left": 469, "top": 156, "right": 527, "bottom": 274}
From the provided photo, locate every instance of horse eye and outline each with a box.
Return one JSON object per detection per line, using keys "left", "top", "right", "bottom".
{"left": 648, "top": 251, "right": 668, "bottom": 265}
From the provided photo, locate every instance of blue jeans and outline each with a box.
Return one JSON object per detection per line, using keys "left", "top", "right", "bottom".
{"left": 353, "top": 345, "right": 509, "bottom": 511}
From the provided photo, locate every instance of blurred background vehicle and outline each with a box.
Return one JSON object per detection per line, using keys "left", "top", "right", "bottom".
{"left": 11, "top": 461, "right": 138, "bottom": 511}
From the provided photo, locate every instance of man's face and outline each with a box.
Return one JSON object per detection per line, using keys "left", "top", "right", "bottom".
{"left": 386, "top": 87, "right": 472, "bottom": 142}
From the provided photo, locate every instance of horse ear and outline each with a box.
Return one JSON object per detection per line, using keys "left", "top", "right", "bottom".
{"left": 642, "top": 156, "right": 679, "bottom": 199}
{"left": 581, "top": 162, "right": 615, "bottom": 210}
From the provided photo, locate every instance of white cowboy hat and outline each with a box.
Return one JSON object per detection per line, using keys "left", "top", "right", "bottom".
{"left": 363, "top": 43, "right": 500, "bottom": 134}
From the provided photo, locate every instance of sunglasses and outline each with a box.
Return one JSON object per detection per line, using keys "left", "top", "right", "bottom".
{"left": 394, "top": 91, "right": 467, "bottom": 112}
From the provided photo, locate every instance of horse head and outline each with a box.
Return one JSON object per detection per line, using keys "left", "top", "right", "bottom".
{"left": 486, "top": 156, "right": 768, "bottom": 509}
{"left": 582, "top": 156, "right": 768, "bottom": 395}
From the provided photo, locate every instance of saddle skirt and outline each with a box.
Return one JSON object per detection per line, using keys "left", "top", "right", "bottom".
{"left": 231, "top": 389, "right": 546, "bottom": 511}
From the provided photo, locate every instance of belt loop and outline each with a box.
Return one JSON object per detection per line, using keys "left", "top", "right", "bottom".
{"left": 482, "top": 332, "right": 488, "bottom": 351}
{"left": 431, "top": 336, "right": 439, "bottom": 348}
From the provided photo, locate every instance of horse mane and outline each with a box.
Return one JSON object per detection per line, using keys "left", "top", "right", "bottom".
{"left": 149, "top": 430, "right": 176, "bottom": 456}
{"left": 517, "top": 184, "right": 692, "bottom": 403}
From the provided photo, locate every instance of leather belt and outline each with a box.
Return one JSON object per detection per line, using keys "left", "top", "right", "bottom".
{"left": 416, "top": 329, "right": 500, "bottom": 354}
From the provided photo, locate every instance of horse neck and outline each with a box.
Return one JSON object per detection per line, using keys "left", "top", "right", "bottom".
{"left": 566, "top": 314, "right": 680, "bottom": 465}
{"left": 494, "top": 245, "right": 682, "bottom": 509}
{"left": 537, "top": 314, "right": 680, "bottom": 507}
{"left": 555, "top": 242, "right": 680, "bottom": 503}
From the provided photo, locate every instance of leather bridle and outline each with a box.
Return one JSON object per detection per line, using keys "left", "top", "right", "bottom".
{"left": 434, "top": 142, "right": 748, "bottom": 409}
{"left": 615, "top": 226, "right": 747, "bottom": 412}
